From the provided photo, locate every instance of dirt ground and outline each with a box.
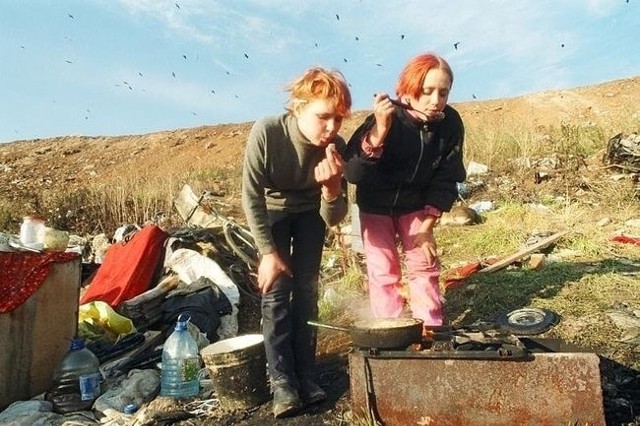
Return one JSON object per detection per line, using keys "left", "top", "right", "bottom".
{"left": 1, "top": 76, "right": 639, "bottom": 425}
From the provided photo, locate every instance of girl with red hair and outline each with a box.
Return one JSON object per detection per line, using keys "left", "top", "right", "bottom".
{"left": 242, "top": 67, "right": 351, "bottom": 418}
{"left": 344, "top": 53, "right": 466, "bottom": 328}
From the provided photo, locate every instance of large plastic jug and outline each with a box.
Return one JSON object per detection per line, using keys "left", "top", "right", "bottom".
{"left": 46, "top": 338, "right": 102, "bottom": 414}
{"left": 160, "top": 314, "right": 201, "bottom": 398}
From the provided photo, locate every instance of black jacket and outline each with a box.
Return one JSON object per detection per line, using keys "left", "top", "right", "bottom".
{"left": 344, "top": 104, "right": 466, "bottom": 216}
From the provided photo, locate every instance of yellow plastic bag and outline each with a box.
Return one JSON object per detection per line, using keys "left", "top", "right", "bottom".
{"left": 78, "top": 301, "right": 136, "bottom": 343}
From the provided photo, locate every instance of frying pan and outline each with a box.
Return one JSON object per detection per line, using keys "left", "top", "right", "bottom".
{"left": 308, "top": 318, "right": 423, "bottom": 349}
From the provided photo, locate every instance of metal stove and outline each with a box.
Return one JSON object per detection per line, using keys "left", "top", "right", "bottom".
{"left": 348, "top": 327, "right": 606, "bottom": 426}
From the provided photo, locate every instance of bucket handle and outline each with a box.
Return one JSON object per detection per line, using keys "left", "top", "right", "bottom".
{"left": 177, "top": 313, "right": 192, "bottom": 324}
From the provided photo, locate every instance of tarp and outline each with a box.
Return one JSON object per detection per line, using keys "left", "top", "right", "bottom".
{"left": 80, "top": 225, "right": 168, "bottom": 307}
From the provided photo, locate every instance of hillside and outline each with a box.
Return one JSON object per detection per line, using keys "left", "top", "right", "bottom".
{"left": 1, "top": 76, "right": 639, "bottom": 232}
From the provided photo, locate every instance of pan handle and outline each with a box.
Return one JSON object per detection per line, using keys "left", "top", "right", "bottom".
{"left": 307, "top": 320, "right": 350, "bottom": 333}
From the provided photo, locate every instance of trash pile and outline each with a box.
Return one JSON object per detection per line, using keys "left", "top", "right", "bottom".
{"left": 0, "top": 184, "right": 263, "bottom": 425}
{"left": 604, "top": 132, "right": 640, "bottom": 199}
{"left": 604, "top": 132, "right": 640, "bottom": 170}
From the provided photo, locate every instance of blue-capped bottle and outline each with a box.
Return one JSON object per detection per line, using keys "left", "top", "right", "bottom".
{"left": 160, "top": 314, "right": 201, "bottom": 398}
{"left": 46, "top": 338, "right": 102, "bottom": 414}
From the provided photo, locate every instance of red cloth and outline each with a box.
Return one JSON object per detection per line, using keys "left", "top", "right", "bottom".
{"left": 612, "top": 235, "right": 640, "bottom": 246}
{"left": 442, "top": 261, "right": 483, "bottom": 290}
{"left": 80, "top": 225, "right": 168, "bottom": 308}
{"left": 0, "top": 251, "right": 80, "bottom": 313}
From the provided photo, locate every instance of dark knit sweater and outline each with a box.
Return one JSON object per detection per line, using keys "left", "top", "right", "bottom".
{"left": 344, "top": 104, "right": 466, "bottom": 216}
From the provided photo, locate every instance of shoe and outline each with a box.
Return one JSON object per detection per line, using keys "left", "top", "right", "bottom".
{"left": 299, "top": 378, "right": 326, "bottom": 405}
{"left": 272, "top": 384, "right": 302, "bottom": 418}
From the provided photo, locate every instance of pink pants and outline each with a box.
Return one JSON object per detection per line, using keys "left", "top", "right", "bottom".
{"left": 360, "top": 210, "right": 443, "bottom": 326}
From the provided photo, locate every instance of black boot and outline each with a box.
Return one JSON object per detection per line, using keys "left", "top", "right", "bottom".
{"left": 272, "top": 383, "right": 303, "bottom": 418}
{"left": 299, "top": 378, "right": 326, "bottom": 405}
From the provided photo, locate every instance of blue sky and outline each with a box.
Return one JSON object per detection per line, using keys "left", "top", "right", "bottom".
{"left": 1, "top": 0, "right": 638, "bottom": 143}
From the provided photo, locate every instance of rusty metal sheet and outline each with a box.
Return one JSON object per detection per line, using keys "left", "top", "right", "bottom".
{"left": 349, "top": 351, "right": 605, "bottom": 426}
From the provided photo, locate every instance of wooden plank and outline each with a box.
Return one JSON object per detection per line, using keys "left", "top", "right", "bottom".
{"left": 478, "top": 230, "right": 569, "bottom": 274}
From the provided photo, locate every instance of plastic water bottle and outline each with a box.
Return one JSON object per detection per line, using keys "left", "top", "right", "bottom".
{"left": 46, "top": 338, "right": 102, "bottom": 414}
{"left": 160, "top": 314, "right": 201, "bottom": 398}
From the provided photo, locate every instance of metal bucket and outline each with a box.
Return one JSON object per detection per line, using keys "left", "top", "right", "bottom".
{"left": 200, "top": 334, "right": 269, "bottom": 410}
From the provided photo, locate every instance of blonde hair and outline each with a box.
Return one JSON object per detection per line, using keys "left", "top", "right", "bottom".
{"left": 285, "top": 67, "right": 352, "bottom": 117}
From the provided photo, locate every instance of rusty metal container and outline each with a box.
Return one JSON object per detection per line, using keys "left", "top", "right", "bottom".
{"left": 348, "top": 338, "right": 606, "bottom": 425}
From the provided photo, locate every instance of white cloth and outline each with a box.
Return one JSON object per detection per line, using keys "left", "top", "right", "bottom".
{"left": 166, "top": 248, "right": 240, "bottom": 339}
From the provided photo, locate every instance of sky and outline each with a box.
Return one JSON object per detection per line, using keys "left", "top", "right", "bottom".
{"left": 1, "top": 0, "right": 638, "bottom": 144}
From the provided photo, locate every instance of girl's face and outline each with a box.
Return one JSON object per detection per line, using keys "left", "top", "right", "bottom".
{"left": 294, "top": 98, "right": 345, "bottom": 146}
{"left": 405, "top": 68, "right": 451, "bottom": 121}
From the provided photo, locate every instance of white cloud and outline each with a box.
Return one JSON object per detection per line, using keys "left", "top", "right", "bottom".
{"left": 117, "top": 0, "right": 214, "bottom": 43}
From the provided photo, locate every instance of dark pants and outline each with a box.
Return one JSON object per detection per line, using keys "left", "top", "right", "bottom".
{"left": 262, "top": 209, "right": 326, "bottom": 389}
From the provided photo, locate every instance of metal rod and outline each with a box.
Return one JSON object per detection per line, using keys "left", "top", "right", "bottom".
{"left": 307, "top": 320, "right": 350, "bottom": 333}
{"left": 388, "top": 97, "right": 445, "bottom": 121}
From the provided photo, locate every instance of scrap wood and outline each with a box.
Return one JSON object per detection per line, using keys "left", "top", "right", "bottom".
{"left": 478, "top": 230, "right": 570, "bottom": 274}
{"left": 174, "top": 183, "right": 219, "bottom": 228}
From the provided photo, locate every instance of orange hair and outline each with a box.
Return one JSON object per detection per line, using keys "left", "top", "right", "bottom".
{"left": 395, "top": 53, "right": 454, "bottom": 98}
{"left": 285, "top": 67, "right": 352, "bottom": 117}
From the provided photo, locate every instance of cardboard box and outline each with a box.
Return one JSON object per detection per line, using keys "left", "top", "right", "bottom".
{"left": 0, "top": 256, "right": 80, "bottom": 409}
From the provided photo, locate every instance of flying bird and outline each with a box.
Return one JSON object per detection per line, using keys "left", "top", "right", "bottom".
{"left": 355, "top": 36, "right": 359, "bottom": 41}
{"left": 67, "top": 13, "right": 74, "bottom": 19}
{"left": 182, "top": 54, "right": 187, "bottom": 60}
{"left": 453, "top": 41, "right": 460, "bottom": 50}
{"left": 175, "top": 3, "right": 180, "bottom": 9}
{"left": 561, "top": 43, "right": 565, "bottom": 48}
{"left": 400, "top": 34, "right": 405, "bottom": 40}
{"left": 314, "top": 42, "right": 319, "bottom": 48}
{"left": 171, "top": 71, "right": 176, "bottom": 78}
{"left": 343, "top": 58, "right": 348, "bottom": 63}
{"left": 225, "top": 71, "right": 230, "bottom": 75}
{"left": 244, "top": 52, "right": 249, "bottom": 59}
{"left": 472, "top": 94, "right": 477, "bottom": 99}
{"left": 336, "top": 13, "right": 340, "bottom": 20}
{"left": 375, "top": 63, "right": 382, "bottom": 67}
{"left": 138, "top": 72, "right": 143, "bottom": 77}
{"left": 210, "top": 89, "right": 216, "bottom": 94}
{"left": 65, "top": 59, "right": 73, "bottom": 63}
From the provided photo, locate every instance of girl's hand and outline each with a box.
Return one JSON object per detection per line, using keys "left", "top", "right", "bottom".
{"left": 257, "top": 252, "right": 292, "bottom": 294}
{"left": 369, "top": 93, "right": 394, "bottom": 147}
{"left": 315, "top": 144, "right": 344, "bottom": 200}
{"left": 414, "top": 215, "right": 439, "bottom": 266}
{"left": 414, "top": 229, "right": 438, "bottom": 266}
